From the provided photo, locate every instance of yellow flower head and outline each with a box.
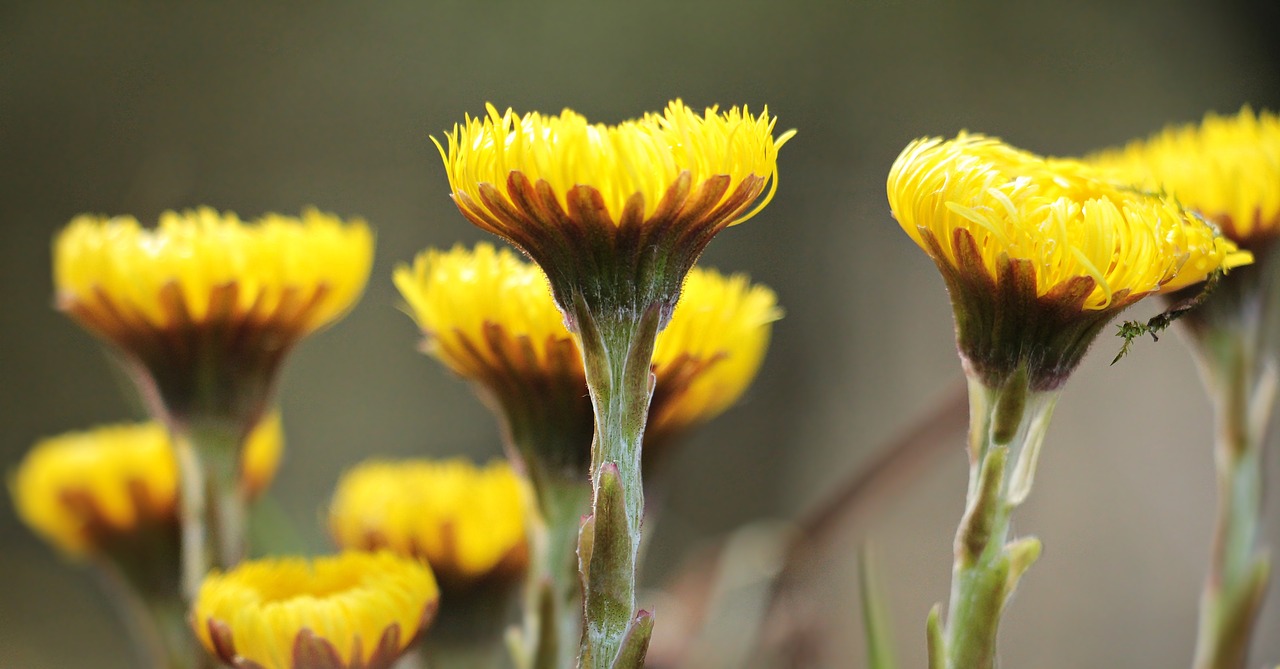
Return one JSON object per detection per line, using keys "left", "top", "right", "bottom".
{"left": 888, "top": 133, "right": 1250, "bottom": 389}
{"left": 56, "top": 207, "right": 373, "bottom": 335}
{"left": 648, "top": 267, "right": 782, "bottom": 444}
{"left": 329, "top": 459, "right": 529, "bottom": 589}
{"left": 393, "top": 243, "right": 593, "bottom": 482}
{"left": 53, "top": 207, "right": 374, "bottom": 426}
{"left": 192, "top": 551, "right": 438, "bottom": 669}
{"left": 394, "top": 243, "right": 578, "bottom": 387}
{"left": 11, "top": 413, "right": 284, "bottom": 557}
{"left": 1090, "top": 107, "right": 1280, "bottom": 245}
{"left": 435, "top": 100, "right": 794, "bottom": 320}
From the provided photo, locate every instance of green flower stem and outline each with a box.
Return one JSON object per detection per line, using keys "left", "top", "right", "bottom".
{"left": 1192, "top": 326, "right": 1276, "bottom": 669}
{"left": 933, "top": 370, "right": 1057, "bottom": 669}
{"left": 96, "top": 540, "right": 196, "bottom": 669}
{"left": 571, "top": 295, "right": 662, "bottom": 669}
{"left": 173, "top": 420, "right": 246, "bottom": 602}
{"left": 532, "top": 479, "right": 593, "bottom": 669}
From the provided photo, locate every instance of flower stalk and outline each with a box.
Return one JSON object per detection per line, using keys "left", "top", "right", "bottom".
{"left": 173, "top": 419, "right": 246, "bottom": 602}
{"left": 929, "top": 369, "right": 1056, "bottom": 669}
{"left": 1187, "top": 268, "right": 1280, "bottom": 669}
{"left": 571, "top": 294, "right": 662, "bottom": 669}
{"left": 521, "top": 478, "right": 593, "bottom": 669}
{"left": 96, "top": 530, "right": 198, "bottom": 669}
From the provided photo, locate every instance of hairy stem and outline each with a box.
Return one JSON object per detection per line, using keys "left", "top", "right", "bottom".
{"left": 939, "top": 371, "right": 1057, "bottom": 669}
{"left": 525, "top": 478, "right": 593, "bottom": 669}
{"left": 572, "top": 295, "right": 661, "bottom": 669}
{"left": 1192, "top": 327, "right": 1275, "bottom": 669}
{"left": 173, "top": 420, "right": 246, "bottom": 602}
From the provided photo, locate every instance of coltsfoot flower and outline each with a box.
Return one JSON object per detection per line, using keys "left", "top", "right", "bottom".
{"left": 54, "top": 207, "right": 374, "bottom": 427}
{"left": 888, "top": 133, "right": 1250, "bottom": 390}
{"left": 394, "top": 244, "right": 593, "bottom": 483}
{"left": 192, "top": 551, "right": 439, "bottom": 669}
{"left": 11, "top": 413, "right": 283, "bottom": 557}
{"left": 329, "top": 459, "right": 529, "bottom": 589}
{"left": 1091, "top": 107, "right": 1280, "bottom": 248}
{"left": 435, "top": 100, "right": 793, "bottom": 321}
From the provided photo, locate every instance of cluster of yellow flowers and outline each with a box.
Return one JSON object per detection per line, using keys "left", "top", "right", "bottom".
{"left": 17, "top": 101, "right": 792, "bottom": 669}
{"left": 15, "top": 98, "right": 1278, "bottom": 669}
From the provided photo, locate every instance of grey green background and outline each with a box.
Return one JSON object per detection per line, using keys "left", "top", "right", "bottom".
{"left": 2, "top": 2, "right": 1279, "bottom": 667}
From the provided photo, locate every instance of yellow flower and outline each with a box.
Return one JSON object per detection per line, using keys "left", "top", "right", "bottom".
{"left": 394, "top": 243, "right": 593, "bottom": 483}
{"left": 329, "top": 459, "right": 529, "bottom": 589}
{"left": 11, "top": 414, "right": 284, "bottom": 557}
{"left": 888, "top": 133, "right": 1250, "bottom": 389}
{"left": 434, "top": 100, "right": 794, "bottom": 318}
{"left": 192, "top": 551, "right": 438, "bottom": 669}
{"left": 53, "top": 207, "right": 374, "bottom": 426}
{"left": 394, "top": 243, "right": 580, "bottom": 389}
{"left": 647, "top": 267, "right": 781, "bottom": 444}
{"left": 1090, "top": 107, "right": 1280, "bottom": 245}
{"left": 393, "top": 244, "right": 780, "bottom": 477}
{"left": 239, "top": 411, "right": 286, "bottom": 497}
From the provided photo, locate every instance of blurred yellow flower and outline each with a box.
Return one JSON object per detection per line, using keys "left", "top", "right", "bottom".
{"left": 434, "top": 100, "right": 793, "bottom": 315}
{"left": 192, "top": 551, "right": 438, "bottom": 669}
{"left": 394, "top": 245, "right": 780, "bottom": 472}
{"left": 53, "top": 207, "right": 373, "bottom": 425}
{"left": 394, "top": 243, "right": 579, "bottom": 389}
{"left": 394, "top": 243, "right": 593, "bottom": 486}
{"left": 648, "top": 267, "right": 781, "bottom": 442}
{"left": 55, "top": 207, "right": 372, "bottom": 335}
{"left": 329, "top": 459, "right": 529, "bottom": 588}
{"left": 1090, "top": 107, "right": 1280, "bottom": 245}
{"left": 888, "top": 133, "right": 1249, "bottom": 388}
{"left": 11, "top": 413, "right": 284, "bottom": 557}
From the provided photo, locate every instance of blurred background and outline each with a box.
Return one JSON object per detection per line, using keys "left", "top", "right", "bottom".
{"left": 3, "top": 1, "right": 1279, "bottom": 667}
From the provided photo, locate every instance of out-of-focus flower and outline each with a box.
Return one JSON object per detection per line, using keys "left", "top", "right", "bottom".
{"left": 394, "top": 244, "right": 592, "bottom": 483}
{"left": 192, "top": 551, "right": 438, "bottom": 669}
{"left": 11, "top": 413, "right": 284, "bottom": 557}
{"left": 1090, "top": 107, "right": 1280, "bottom": 247}
{"left": 54, "top": 207, "right": 373, "bottom": 427}
{"left": 647, "top": 267, "right": 781, "bottom": 446}
{"left": 329, "top": 459, "right": 529, "bottom": 589}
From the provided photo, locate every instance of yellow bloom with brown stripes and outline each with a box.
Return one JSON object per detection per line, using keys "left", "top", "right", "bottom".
{"left": 434, "top": 100, "right": 793, "bottom": 319}
{"left": 888, "top": 133, "right": 1249, "bottom": 389}
{"left": 329, "top": 459, "right": 529, "bottom": 589}
{"left": 11, "top": 413, "right": 283, "bottom": 557}
{"left": 53, "top": 207, "right": 373, "bottom": 426}
{"left": 192, "top": 551, "right": 438, "bottom": 669}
